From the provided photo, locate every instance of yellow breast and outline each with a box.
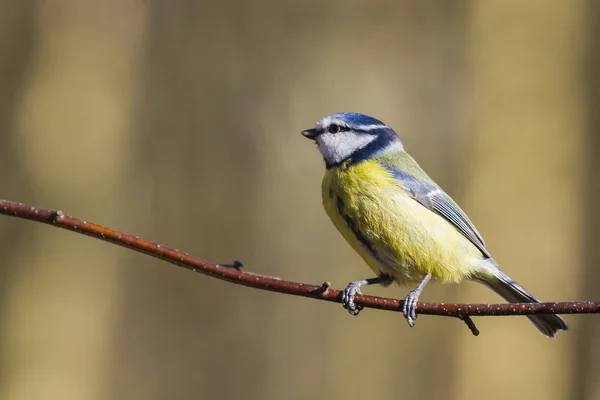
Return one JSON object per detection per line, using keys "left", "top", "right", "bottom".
{"left": 322, "top": 160, "right": 483, "bottom": 285}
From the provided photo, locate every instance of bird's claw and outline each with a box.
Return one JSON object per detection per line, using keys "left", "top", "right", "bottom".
{"left": 402, "top": 290, "right": 420, "bottom": 327}
{"left": 341, "top": 282, "right": 364, "bottom": 316}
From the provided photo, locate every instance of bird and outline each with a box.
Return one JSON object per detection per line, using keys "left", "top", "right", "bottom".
{"left": 301, "top": 112, "right": 567, "bottom": 338}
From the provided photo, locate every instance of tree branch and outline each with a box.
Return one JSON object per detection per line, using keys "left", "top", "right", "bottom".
{"left": 1, "top": 199, "right": 597, "bottom": 336}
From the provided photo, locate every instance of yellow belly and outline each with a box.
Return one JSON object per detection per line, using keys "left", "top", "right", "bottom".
{"left": 322, "top": 160, "right": 483, "bottom": 286}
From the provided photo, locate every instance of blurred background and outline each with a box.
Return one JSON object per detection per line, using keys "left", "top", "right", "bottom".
{"left": 0, "top": 0, "right": 598, "bottom": 399}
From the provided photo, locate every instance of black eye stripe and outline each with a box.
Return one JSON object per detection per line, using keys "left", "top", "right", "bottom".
{"left": 328, "top": 124, "right": 350, "bottom": 134}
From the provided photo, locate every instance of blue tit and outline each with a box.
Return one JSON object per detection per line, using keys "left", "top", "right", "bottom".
{"left": 301, "top": 112, "right": 567, "bottom": 338}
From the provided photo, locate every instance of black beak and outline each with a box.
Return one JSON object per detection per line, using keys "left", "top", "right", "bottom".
{"left": 301, "top": 128, "right": 318, "bottom": 140}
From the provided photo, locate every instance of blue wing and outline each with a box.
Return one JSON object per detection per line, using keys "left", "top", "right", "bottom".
{"left": 383, "top": 164, "right": 490, "bottom": 259}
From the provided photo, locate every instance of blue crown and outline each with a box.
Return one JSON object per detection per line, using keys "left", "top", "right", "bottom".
{"left": 330, "top": 112, "right": 385, "bottom": 127}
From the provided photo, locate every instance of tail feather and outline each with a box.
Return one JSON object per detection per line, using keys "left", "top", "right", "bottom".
{"left": 480, "top": 270, "right": 568, "bottom": 338}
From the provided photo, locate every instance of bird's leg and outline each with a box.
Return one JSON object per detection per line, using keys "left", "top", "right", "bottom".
{"left": 403, "top": 274, "right": 432, "bottom": 327}
{"left": 342, "top": 274, "right": 393, "bottom": 316}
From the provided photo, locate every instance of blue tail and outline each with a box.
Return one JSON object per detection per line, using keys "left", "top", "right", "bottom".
{"left": 480, "top": 269, "right": 567, "bottom": 338}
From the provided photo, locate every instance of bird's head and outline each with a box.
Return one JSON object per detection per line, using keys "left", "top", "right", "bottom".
{"left": 301, "top": 112, "right": 403, "bottom": 168}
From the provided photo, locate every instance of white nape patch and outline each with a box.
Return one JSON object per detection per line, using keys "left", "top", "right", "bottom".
{"left": 354, "top": 124, "right": 384, "bottom": 131}
{"left": 316, "top": 130, "right": 376, "bottom": 165}
{"left": 376, "top": 139, "right": 404, "bottom": 154}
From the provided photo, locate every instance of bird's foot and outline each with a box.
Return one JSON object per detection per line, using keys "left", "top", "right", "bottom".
{"left": 341, "top": 281, "right": 364, "bottom": 316}
{"left": 402, "top": 289, "right": 421, "bottom": 327}
{"left": 402, "top": 274, "right": 431, "bottom": 328}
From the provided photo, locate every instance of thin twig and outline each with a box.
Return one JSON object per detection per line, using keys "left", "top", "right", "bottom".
{"left": 460, "top": 315, "right": 480, "bottom": 336}
{"left": 1, "top": 199, "right": 598, "bottom": 336}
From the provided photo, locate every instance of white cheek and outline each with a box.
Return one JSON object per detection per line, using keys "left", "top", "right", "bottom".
{"left": 316, "top": 131, "right": 376, "bottom": 164}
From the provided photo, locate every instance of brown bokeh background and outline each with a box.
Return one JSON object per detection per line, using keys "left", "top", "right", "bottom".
{"left": 0, "top": 1, "right": 599, "bottom": 399}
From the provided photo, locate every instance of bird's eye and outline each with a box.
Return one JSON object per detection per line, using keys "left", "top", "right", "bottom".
{"left": 329, "top": 124, "right": 341, "bottom": 134}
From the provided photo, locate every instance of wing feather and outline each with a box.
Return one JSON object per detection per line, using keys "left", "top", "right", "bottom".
{"left": 383, "top": 164, "right": 490, "bottom": 258}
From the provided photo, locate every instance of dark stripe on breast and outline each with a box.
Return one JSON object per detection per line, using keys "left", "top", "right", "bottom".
{"left": 335, "top": 197, "right": 380, "bottom": 259}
